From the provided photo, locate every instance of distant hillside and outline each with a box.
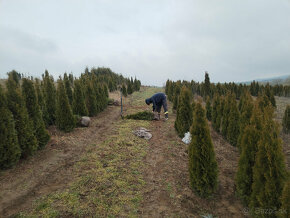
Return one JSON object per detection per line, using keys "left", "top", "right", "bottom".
{"left": 242, "top": 75, "right": 290, "bottom": 85}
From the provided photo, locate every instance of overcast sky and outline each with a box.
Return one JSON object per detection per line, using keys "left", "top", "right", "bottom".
{"left": 0, "top": 0, "right": 290, "bottom": 86}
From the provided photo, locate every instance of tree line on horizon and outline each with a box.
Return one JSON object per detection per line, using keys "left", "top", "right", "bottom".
{"left": 0, "top": 67, "right": 141, "bottom": 170}
{"left": 166, "top": 73, "right": 290, "bottom": 217}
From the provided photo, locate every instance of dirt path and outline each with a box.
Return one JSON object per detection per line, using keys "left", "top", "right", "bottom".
{"left": 140, "top": 103, "right": 246, "bottom": 217}
{"left": 0, "top": 105, "right": 120, "bottom": 217}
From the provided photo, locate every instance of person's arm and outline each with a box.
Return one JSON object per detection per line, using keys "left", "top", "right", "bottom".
{"left": 152, "top": 98, "right": 157, "bottom": 112}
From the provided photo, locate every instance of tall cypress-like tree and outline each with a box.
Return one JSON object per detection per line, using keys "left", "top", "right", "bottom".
{"left": 203, "top": 72, "right": 211, "bottom": 99}
{"left": 6, "top": 73, "right": 38, "bottom": 157}
{"left": 85, "top": 81, "right": 98, "bottom": 116}
{"left": 206, "top": 96, "right": 212, "bottom": 121}
{"left": 189, "top": 101, "right": 218, "bottom": 197}
{"left": 0, "top": 84, "right": 21, "bottom": 169}
{"left": 235, "top": 104, "right": 263, "bottom": 205}
{"left": 72, "top": 79, "right": 88, "bottom": 116}
{"left": 43, "top": 70, "right": 57, "bottom": 125}
{"left": 221, "top": 93, "right": 231, "bottom": 139}
{"left": 250, "top": 106, "right": 287, "bottom": 215}
{"left": 211, "top": 94, "right": 220, "bottom": 131}
{"left": 216, "top": 96, "right": 224, "bottom": 133}
{"left": 264, "top": 83, "right": 276, "bottom": 107}
{"left": 237, "top": 92, "right": 254, "bottom": 151}
{"left": 173, "top": 83, "right": 181, "bottom": 110}
{"left": 174, "top": 86, "right": 192, "bottom": 138}
{"left": 56, "top": 79, "right": 75, "bottom": 132}
{"left": 280, "top": 180, "right": 290, "bottom": 218}
{"left": 63, "top": 73, "right": 73, "bottom": 105}
{"left": 122, "top": 84, "right": 127, "bottom": 97}
{"left": 22, "top": 78, "right": 50, "bottom": 149}
{"left": 127, "top": 80, "right": 133, "bottom": 95}
{"left": 227, "top": 94, "right": 240, "bottom": 146}
{"left": 35, "top": 79, "right": 50, "bottom": 127}
{"left": 282, "top": 105, "right": 290, "bottom": 133}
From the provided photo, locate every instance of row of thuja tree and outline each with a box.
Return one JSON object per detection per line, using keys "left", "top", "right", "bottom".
{"left": 0, "top": 68, "right": 141, "bottom": 170}
{"left": 166, "top": 73, "right": 289, "bottom": 217}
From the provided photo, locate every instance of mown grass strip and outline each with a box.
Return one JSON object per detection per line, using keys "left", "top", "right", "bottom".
{"left": 16, "top": 119, "right": 150, "bottom": 218}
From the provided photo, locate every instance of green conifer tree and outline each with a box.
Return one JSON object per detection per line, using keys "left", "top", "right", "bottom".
{"left": 174, "top": 86, "right": 192, "bottom": 138}
{"left": 6, "top": 74, "right": 38, "bottom": 157}
{"left": 215, "top": 96, "right": 224, "bottom": 133}
{"left": 237, "top": 92, "right": 254, "bottom": 151}
{"left": 204, "top": 72, "right": 211, "bottom": 99}
{"left": 168, "top": 81, "right": 174, "bottom": 101}
{"left": 85, "top": 81, "right": 98, "bottom": 116}
{"left": 211, "top": 94, "right": 220, "bottom": 131}
{"left": 56, "top": 79, "right": 75, "bottom": 132}
{"left": 35, "top": 79, "right": 50, "bottom": 126}
{"left": 280, "top": 180, "right": 290, "bottom": 218}
{"left": 22, "top": 78, "right": 50, "bottom": 149}
{"left": 0, "top": 84, "right": 21, "bottom": 169}
{"left": 189, "top": 101, "right": 218, "bottom": 197}
{"left": 43, "top": 70, "right": 57, "bottom": 125}
{"left": 221, "top": 93, "right": 231, "bottom": 138}
{"left": 227, "top": 94, "right": 240, "bottom": 146}
{"left": 250, "top": 106, "right": 287, "bottom": 215}
{"left": 127, "top": 81, "right": 133, "bottom": 95}
{"left": 173, "top": 84, "right": 181, "bottom": 110}
{"left": 282, "top": 105, "right": 290, "bottom": 134}
{"left": 206, "top": 96, "right": 212, "bottom": 121}
{"left": 72, "top": 80, "right": 88, "bottom": 116}
{"left": 122, "top": 84, "right": 127, "bottom": 97}
{"left": 235, "top": 104, "right": 263, "bottom": 205}
{"left": 264, "top": 84, "right": 276, "bottom": 107}
{"left": 63, "top": 73, "right": 73, "bottom": 105}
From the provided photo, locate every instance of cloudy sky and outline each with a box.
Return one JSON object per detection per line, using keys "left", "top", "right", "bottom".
{"left": 0, "top": 0, "right": 290, "bottom": 86}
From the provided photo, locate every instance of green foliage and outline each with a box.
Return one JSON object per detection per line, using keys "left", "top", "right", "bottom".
{"left": 133, "top": 77, "right": 141, "bottom": 91}
{"left": 282, "top": 105, "right": 290, "bottom": 133}
{"left": 235, "top": 105, "right": 263, "bottom": 205}
{"left": 227, "top": 94, "right": 240, "bottom": 146}
{"left": 172, "top": 82, "right": 181, "bottom": 110}
{"left": 204, "top": 72, "right": 211, "bottom": 99}
{"left": 125, "top": 111, "right": 154, "bottom": 120}
{"left": 280, "top": 180, "right": 290, "bottom": 218}
{"left": 43, "top": 70, "right": 57, "bottom": 125}
{"left": 6, "top": 73, "right": 38, "bottom": 157}
{"left": 72, "top": 80, "right": 88, "bottom": 116}
{"left": 221, "top": 93, "right": 231, "bottom": 139}
{"left": 63, "top": 73, "right": 73, "bottom": 105}
{"left": 56, "top": 79, "right": 75, "bottom": 132}
{"left": 127, "top": 80, "right": 133, "bottom": 95}
{"left": 22, "top": 78, "right": 50, "bottom": 149}
{"left": 250, "top": 106, "right": 287, "bottom": 216}
{"left": 174, "top": 86, "right": 192, "bottom": 138}
{"left": 85, "top": 81, "right": 98, "bottom": 117}
{"left": 35, "top": 79, "right": 50, "bottom": 127}
{"left": 206, "top": 96, "right": 212, "bottom": 121}
{"left": 0, "top": 84, "right": 21, "bottom": 169}
{"left": 122, "top": 84, "right": 127, "bottom": 97}
{"left": 189, "top": 102, "right": 218, "bottom": 197}
{"left": 264, "top": 83, "right": 276, "bottom": 107}
{"left": 237, "top": 91, "right": 254, "bottom": 150}
{"left": 211, "top": 94, "right": 221, "bottom": 131}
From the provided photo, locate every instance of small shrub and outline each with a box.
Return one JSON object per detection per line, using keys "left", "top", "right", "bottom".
{"left": 125, "top": 111, "right": 154, "bottom": 120}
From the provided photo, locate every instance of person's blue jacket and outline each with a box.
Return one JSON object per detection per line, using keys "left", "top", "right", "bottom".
{"left": 145, "top": 92, "right": 168, "bottom": 114}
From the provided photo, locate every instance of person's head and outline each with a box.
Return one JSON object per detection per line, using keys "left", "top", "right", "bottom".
{"left": 145, "top": 98, "right": 151, "bottom": 105}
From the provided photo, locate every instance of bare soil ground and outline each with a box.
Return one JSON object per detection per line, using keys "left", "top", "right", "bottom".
{"left": 0, "top": 101, "right": 120, "bottom": 217}
{"left": 1, "top": 87, "right": 289, "bottom": 217}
